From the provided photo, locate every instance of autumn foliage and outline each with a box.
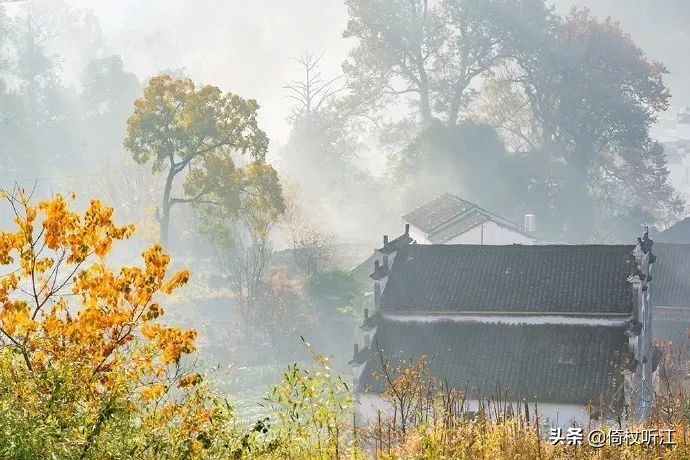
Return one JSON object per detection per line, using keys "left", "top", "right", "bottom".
{"left": 0, "top": 190, "right": 233, "bottom": 458}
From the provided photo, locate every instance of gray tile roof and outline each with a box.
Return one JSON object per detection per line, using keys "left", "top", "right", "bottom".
{"left": 402, "top": 193, "right": 532, "bottom": 242}
{"left": 358, "top": 320, "right": 627, "bottom": 406}
{"left": 402, "top": 193, "right": 475, "bottom": 234}
{"left": 380, "top": 244, "right": 637, "bottom": 315}
{"left": 657, "top": 218, "right": 690, "bottom": 244}
{"left": 652, "top": 243, "right": 690, "bottom": 308}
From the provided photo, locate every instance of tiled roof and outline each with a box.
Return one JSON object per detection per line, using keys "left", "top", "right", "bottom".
{"left": 427, "top": 212, "right": 490, "bottom": 243}
{"left": 402, "top": 193, "right": 475, "bottom": 234}
{"left": 358, "top": 320, "right": 628, "bottom": 406}
{"left": 652, "top": 243, "right": 690, "bottom": 307}
{"left": 401, "top": 193, "right": 532, "bottom": 242}
{"left": 657, "top": 218, "right": 690, "bottom": 244}
{"left": 380, "top": 244, "right": 636, "bottom": 315}
{"left": 351, "top": 253, "right": 378, "bottom": 292}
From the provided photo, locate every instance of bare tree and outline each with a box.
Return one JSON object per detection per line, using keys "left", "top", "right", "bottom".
{"left": 283, "top": 52, "right": 346, "bottom": 122}
{"left": 217, "top": 220, "right": 273, "bottom": 322}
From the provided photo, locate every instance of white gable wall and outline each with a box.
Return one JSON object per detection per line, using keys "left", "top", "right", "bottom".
{"left": 409, "top": 221, "right": 536, "bottom": 245}
{"left": 445, "top": 221, "right": 535, "bottom": 245}
{"left": 407, "top": 225, "right": 429, "bottom": 244}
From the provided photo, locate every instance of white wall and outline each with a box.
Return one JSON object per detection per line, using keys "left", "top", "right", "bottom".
{"left": 409, "top": 221, "right": 536, "bottom": 245}
{"left": 356, "top": 394, "right": 601, "bottom": 429}
{"left": 408, "top": 225, "right": 428, "bottom": 244}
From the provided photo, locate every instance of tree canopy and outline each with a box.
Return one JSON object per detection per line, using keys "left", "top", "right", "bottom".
{"left": 124, "top": 74, "right": 283, "bottom": 246}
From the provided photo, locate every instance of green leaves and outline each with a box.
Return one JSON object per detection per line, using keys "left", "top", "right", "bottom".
{"left": 124, "top": 74, "right": 284, "bottom": 245}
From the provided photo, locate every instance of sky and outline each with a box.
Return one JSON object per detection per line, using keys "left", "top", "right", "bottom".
{"left": 59, "top": 0, "right": 690, "bottom": 145}
{"left": 69, "top": 0, "right": 351, "bottom": 144}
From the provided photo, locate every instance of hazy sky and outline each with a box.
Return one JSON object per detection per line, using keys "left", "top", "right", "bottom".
{"left": 63, "top": 0, "right": 690, "bottom": 144}
{"left": 69, "top": 0, "right": 350, "bottom": 144}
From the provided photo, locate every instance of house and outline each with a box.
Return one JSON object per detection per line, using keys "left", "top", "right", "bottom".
{"left": 350, "top": 193, "right": 541, "bottom": 293}
{"left": 352, "top": 228, "right": 656, "bottom": 428}
{"left": 648, "top": 219, "right": 690, "bottom": 342}
{"left": 651, "top": 244, "right": 690, "bottom": 341}
{"left": 402, "top": 193, "right": 540, "bottom": 245}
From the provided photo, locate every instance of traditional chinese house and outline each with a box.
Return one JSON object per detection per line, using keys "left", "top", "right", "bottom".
{"left": 351, "top": 192, "right": 542, "bottom": 294}
{"left": 352, "top": 229, "right": 657, "bottom": 427}
{"left": 402, "top": 193, "right": 540, "bottom": 245}
{"left": 651, "top": 219, "right": 690, "bottom": 342}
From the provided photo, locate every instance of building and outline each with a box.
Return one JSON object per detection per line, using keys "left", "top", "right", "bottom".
{"left": 401, "top": 193, "right": 540, "bottom": 245}
{"left": 352, "top": 229, "right": 656, "bottom": 428}
{"left": 650, "top": 219, "right": 690, "bottom": 342}
{"left": 351, "top": 193, "right": 541, "bottom": 291}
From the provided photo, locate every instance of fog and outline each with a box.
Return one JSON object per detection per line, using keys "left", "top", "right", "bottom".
{"left": 1, "top": 0, "right": 689, "bottom": 422}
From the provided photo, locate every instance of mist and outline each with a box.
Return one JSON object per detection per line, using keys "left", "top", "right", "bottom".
{"left": 0, "top": 0, "right": 689, "bottom": 434}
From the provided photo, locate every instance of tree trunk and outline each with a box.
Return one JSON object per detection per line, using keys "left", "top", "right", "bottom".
{"left": 160, "top": 166, "right": 176, "bottom": 247}
{"left": 418, "top": 69, "right": 433, "bottom": 127}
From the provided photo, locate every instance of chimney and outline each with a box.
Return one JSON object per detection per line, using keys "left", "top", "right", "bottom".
{"left": 353, "top": 343, "right": 359, "bottom": 358}
{"left": 524, "top": 214, "right": 536, "bottom": 233}
{"left": 383, "top": 235, "right": 389, "bottom": 245}
{"left": 374, "top": 282, "right": 381, "bottom": 306}
{"left": 364, "top": 308, "right": 369, "bottom": 320}
{"left": 405, "top": 224, "right": 410, "bottom": 235}
{"left": 374, "top": 260, "right": 380, "bottom": 271}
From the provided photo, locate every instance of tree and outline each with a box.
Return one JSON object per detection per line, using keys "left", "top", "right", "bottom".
{"left": 124, "top": 75, "right": 273, "bottom": 247}
{"left": 80, "top": 55, "right": 141, "bottom": 156}
{"left": 281, "top": 53, "right": 365, "bottom": 191}
{"left": 0, "top": 189, "right": 237, "bottom": 458}
{"left": 389, "top": 120, "right": 519, "bottom": 213}
{"left": 510, "top": 7, "right": 679, "bottom": 238}
{"left": 342, "top": 0, "right": 511, "bottom": 128}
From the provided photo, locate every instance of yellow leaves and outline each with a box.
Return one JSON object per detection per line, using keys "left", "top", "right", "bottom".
{"left": 143, "top": 303, "right": 163, "bottom": 321}
{"left": 33, "top": 257, "right": 54, "bottom": 274}
{"left": 0, "top": 191, "right": 228, "bottom": 450}
{"left": 0, "top": 191, "right": 199, "bottom": 382}
{"left": 142, "top": 323, "right": 197, "bottom": 364}
{"left": 0, "top": 273, "right": 18, "bottom": 304}
{"left": 0, "top": 301, "right": 33, "bottom": 336}
{"left": 178, "top": 373, "right": 203, "bottom": 388}
{"left": 141, "top": 383, "right": 166, "bottom": 401}
{"left": 161, "top": 269, "right": 190, "bottom": 294}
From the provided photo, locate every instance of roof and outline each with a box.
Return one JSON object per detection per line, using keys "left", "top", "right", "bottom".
{"left": 380, "top": 244, "right": 636, "bottom": 315}
{"left": 402, "top": 193, "right": 532, "bottom": 242}
{"left": 402, "top": 193, "right": 476, "bottom": 234}
{"left": 656, "top": 218, "right": 690, "bottom": 244}
{"left": 652, "top": 243, "right": 690, "bottom": 307}
{"left": 358, "top": 320, "right": 627, "bottom": 406}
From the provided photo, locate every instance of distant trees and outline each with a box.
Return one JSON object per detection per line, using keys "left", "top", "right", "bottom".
{"left": 512, "top": 8, "right": 678, "bottom": 236}
{"left": 341, "top": 0, "right": 683, "bottom": 241}
{"left": 0, "top": 1, "right": 136, "bottom": 178}
{"left": 124, "top": 75, "right": 283, "bottom": 247}
{"left": 343, "top": 0, "right": 513, "bottom": 129}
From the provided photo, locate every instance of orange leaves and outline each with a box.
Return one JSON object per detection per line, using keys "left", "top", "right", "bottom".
{"left": 140, "top": 383, "right": 166, "bottom": 401}
{"left": 161, "top": 269, "right": 190, "bottom": 294}
{"left": 142, "top": 323, "right": 197, "bottom": 365}
{"left": 0, "top": 190, "right": 239, "bottom": 456}
{"left": 36, "top": 194, "right": 135, "bottom": 263}
{"left": 0, "top": 190, "right": 199, "bottom": 388}
{"left": 0, "top": 301, "right": 33, "bottom": 336}
{"left": 178, "top": 373, "right": 203, "bottom": 388}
